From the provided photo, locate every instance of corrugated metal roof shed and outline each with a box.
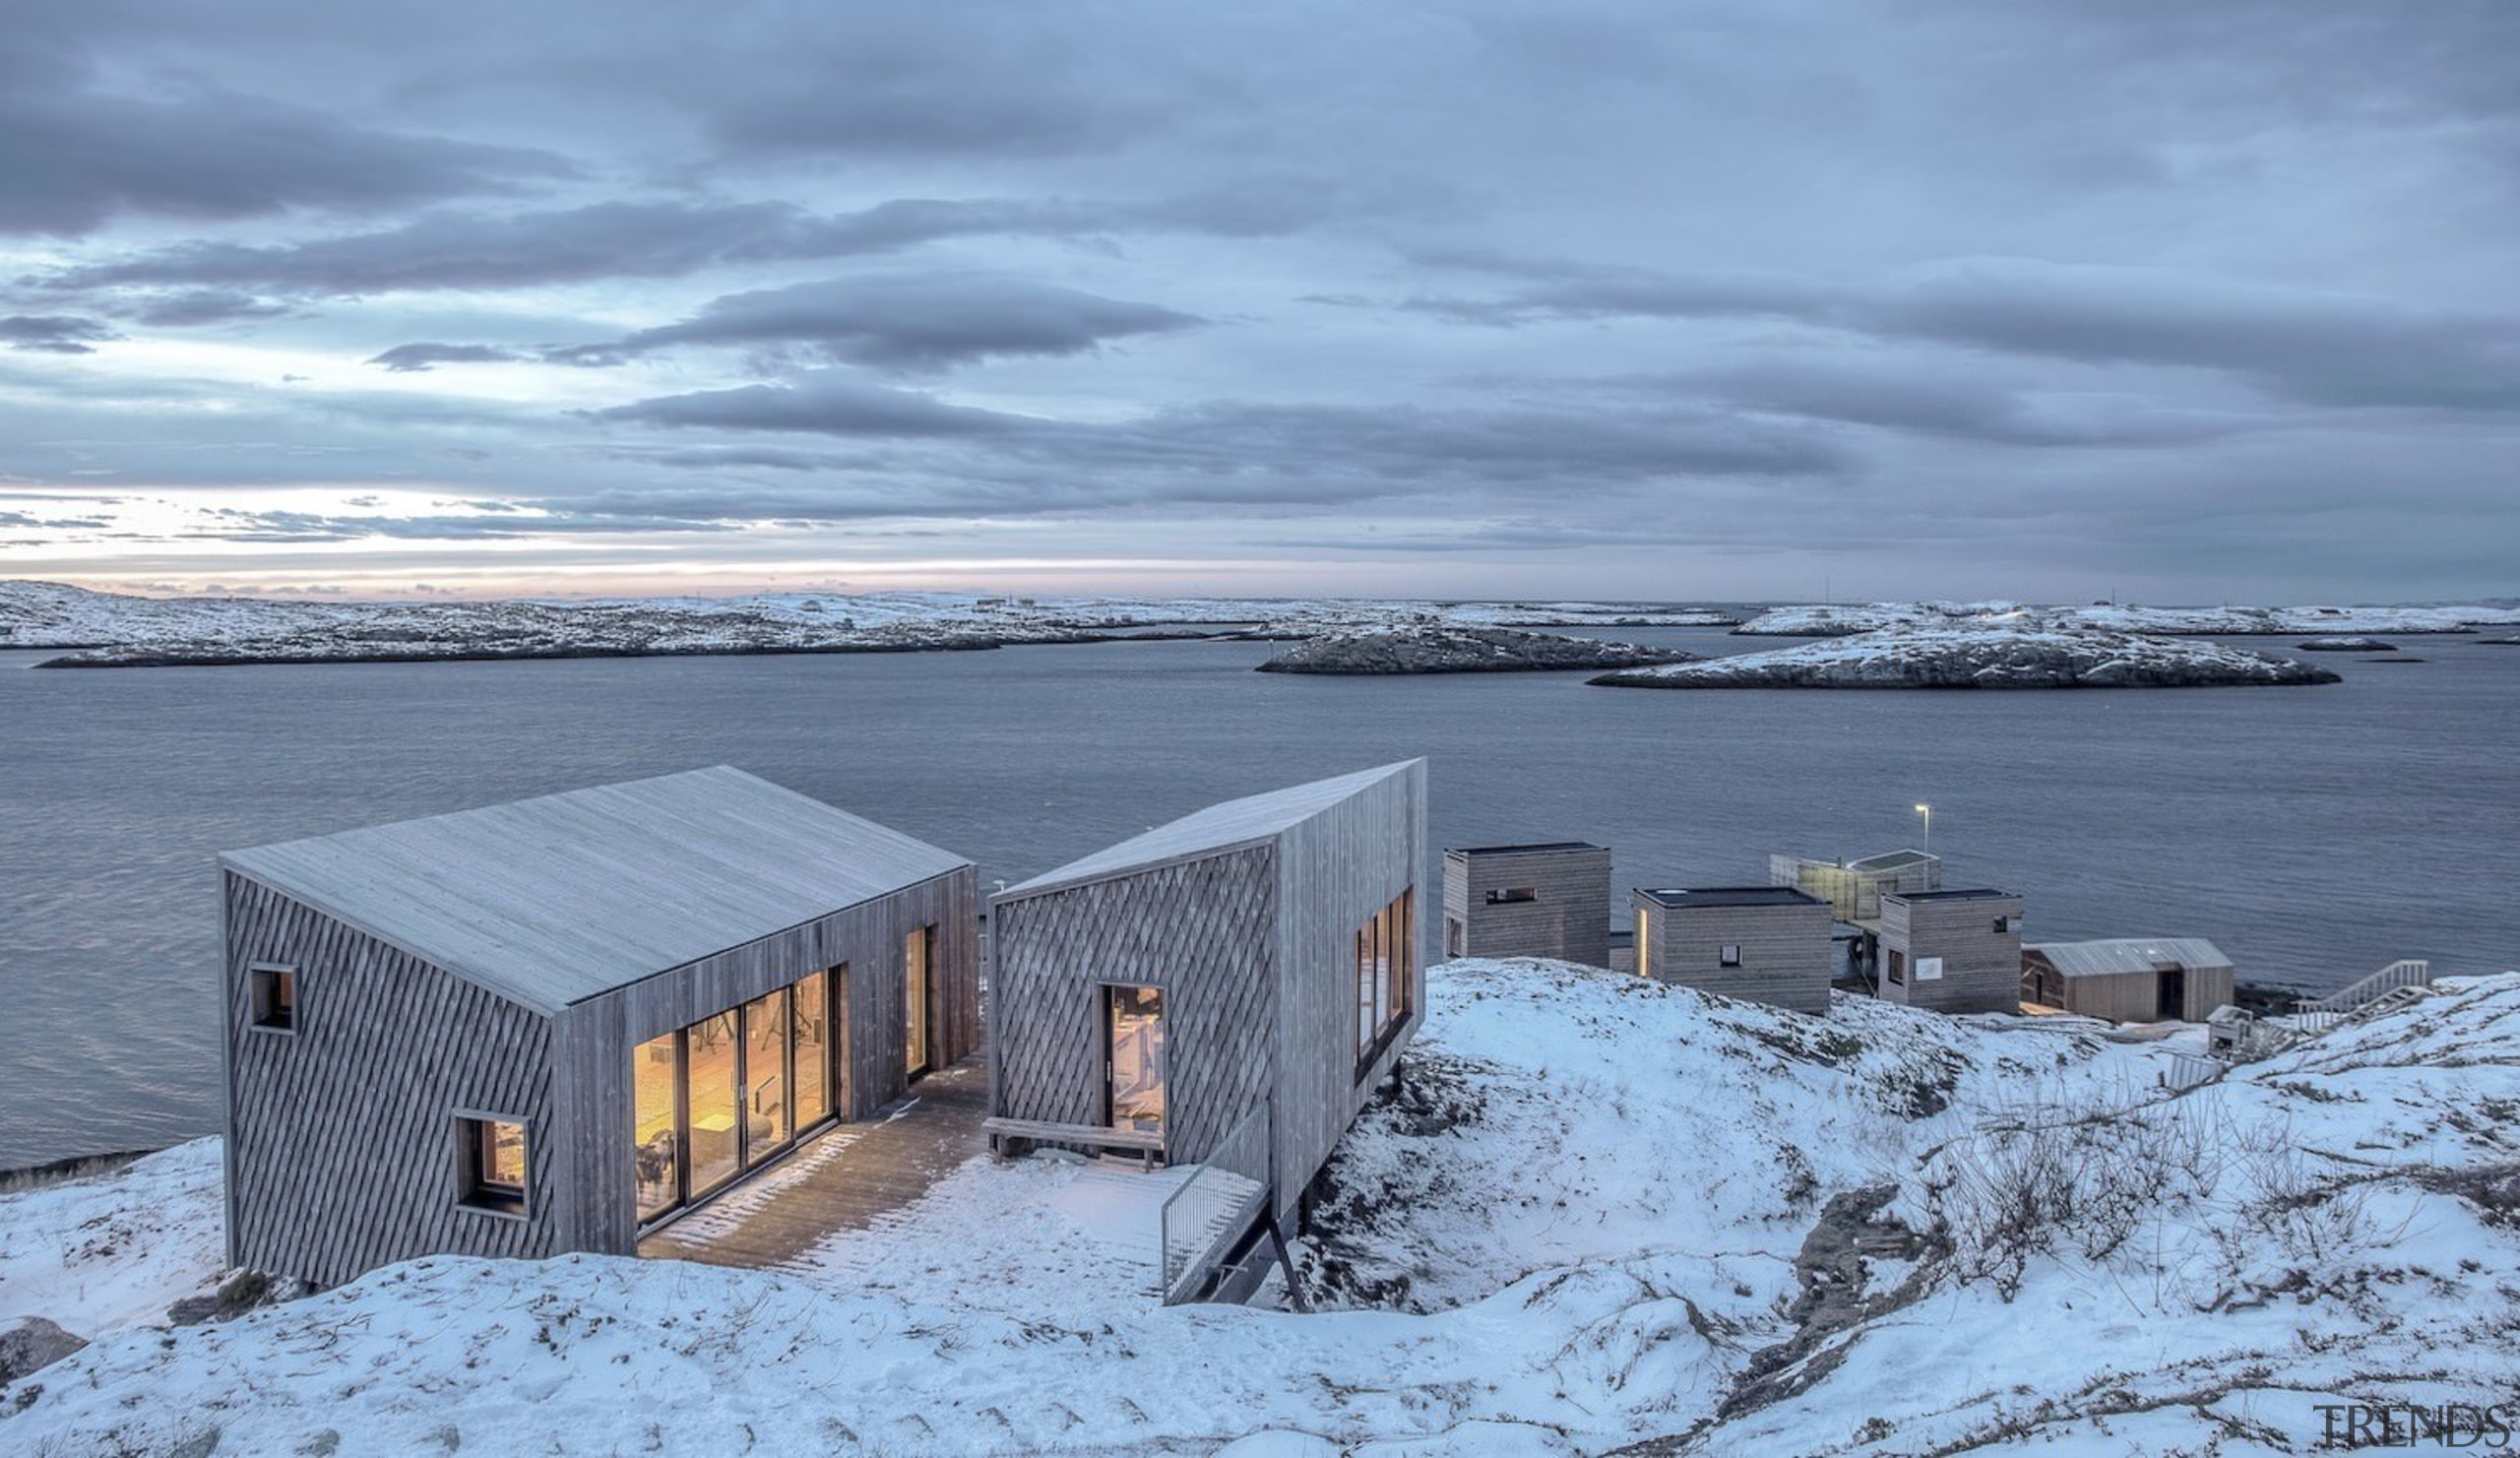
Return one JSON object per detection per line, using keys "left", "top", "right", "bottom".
{"left": 2027, "top": 937, "right": 2233, "bottom": 978}
{"left": 1003, "top": 760, "right": 1421, "bottom": 897}
{"left": 221, "top": 766, "right": 971, "bottom": 1014}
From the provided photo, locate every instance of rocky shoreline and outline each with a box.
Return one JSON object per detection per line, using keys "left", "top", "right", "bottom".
{"left": 1591, "top": 627, "right": 2343, "bottom": 690}
{"left": 1257, "top": 624, "right": 1696, "bottom": 674}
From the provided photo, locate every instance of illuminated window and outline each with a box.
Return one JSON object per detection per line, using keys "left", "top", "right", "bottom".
{"left": 457, "top": 1114, "right": 529, "bottom": 1215}
{"left": 249, "top": 963, "right": 297, "bottom": 1033}
{"left": 1354, "top": 888, "right": 1416, "bottom": 1073}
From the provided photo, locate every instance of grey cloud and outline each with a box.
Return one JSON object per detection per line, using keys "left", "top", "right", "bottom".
{"left": 0, "top": 66, "right": 569, "bottom": 237}
{"left": 1418, "top": 254, "right": 2520, "bottom": 414}
{"left": 589, "top": 372, "right": 1034, "bottom": 438}
{"left": 1641, "top": 357, "right": 2269, "bottom": 449}
{"left": 127, "top": 290, "right": 292, "bottom": 327}
{"left": 598, "top": 446, "right": 879, "bottom": 474}
{"left": 553, "top": 274, "right": 1202, "bottom": 372}
{"left": 0, "top": 315, "right": 121, "bottom": 353}
{"left": 1877, "top": 261, "right": 2520, "bottom": 412}
{"left": 367, "top": 343, "right": 531, "bottom": 372}
{"left": 43, "top": 198, "right": 1087, "bottom": 296}
{"left": 36, "top": 194, "right": 1286, "bottom": 300}
{"left": 189, "top": 507, "right": 738, "bottom": 542}
{"left": 594, "top": 371, "right": 1849, "bottom": 506}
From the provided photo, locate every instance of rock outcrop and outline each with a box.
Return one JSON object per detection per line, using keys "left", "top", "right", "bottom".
{"left": 2297, "top": 636, "right": 2397, "bottom": 652}
{"left": 1590, "top": 627, "right": 2342, "bottom": 689}
{"left": 0, "top": 1316, "right": 87, "bottom": 1385}
{"left": 1259, "top": 625, "right": 1697, "bottom": 675}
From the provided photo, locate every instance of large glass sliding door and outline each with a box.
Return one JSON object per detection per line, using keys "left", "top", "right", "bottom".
{"left": 741, "top": 987, "right": 791, "bottom": 1166}
{"left": 793, "top": 969, "right": 832, "bottom": 1127}
{"left": 633, "top": 1033, "right": 680, "bottom": 1222}
{"left": 686, "top": 1011, "right": 741, "bottom": 1197}
{"left": 633, "top": 965, "right": 850, "bottom": 1229}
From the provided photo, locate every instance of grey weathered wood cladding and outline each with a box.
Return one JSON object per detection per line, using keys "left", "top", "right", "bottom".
{"left": 220, "top": 768, "right": 976, "bottom": 1287}
{"left": 987, "top": 760, "right": 1426, "bottom": 1227}
{"left": 1441, "top": 843, "right": 1611, "bottom": 966}
{"left": 1879, "top": 890, "right": 2023, "bottom": 1015}
{"left": 1631, "top": 888, "right": 1833, "bottom": 1014}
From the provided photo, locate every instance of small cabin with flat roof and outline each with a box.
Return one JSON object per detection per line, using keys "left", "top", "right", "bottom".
{"left": 219, "top": 767, "right": 978, "bottom": 1288}
{"left": 1630, "top": 886, "right": 1833, "bottom": 1014}
{"left": 1878, "top": 889, "right": 2024, "bottom": 1014}
{"left": 1441, "top": 841, "right": 1611, "bottom": 966}
{"left": 2023, "top": 937, "right": 2235, "bottom": 1023}
{"left": 985, "top": 760, "right": 1425, "bottom": 1245}
{"left": 1769, "top": 849, "right": 1941, "bottom": 922}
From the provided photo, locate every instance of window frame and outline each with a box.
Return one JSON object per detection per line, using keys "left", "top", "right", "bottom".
{"left": 246, "top": 961, "right": 299, "bottom": 1036}
{"left": 1719, "top": 944, "right": 1743, "bottom": 969}
{"left": 454, "top": 1109, "right": 533, "bottom": 1220}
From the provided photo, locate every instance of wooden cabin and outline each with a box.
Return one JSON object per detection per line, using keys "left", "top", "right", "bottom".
{"left": 1877, "top": 889, "right": 2024, "bottom": 1014}
{"left": 1630, "top": 886, "right": 1833, "bottom": 1015}
{"left": 1768, "top": 849, "right": 1941, "bottom": 922}
{"left": 219, "top": 767, "right": 978, "bottom": 1288}
{"left": 985, "top": 760, "right": 1426, "bottom": 1233}
{"left": 2022, "top": 937, "right": 2235, "bottom": 1023}
{"left": 1441, "top": 841, "right": 1611, "bottom": 966}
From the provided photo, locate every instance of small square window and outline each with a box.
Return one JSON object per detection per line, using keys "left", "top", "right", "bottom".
{"left": 1992, "top": 916, "right": 2013, "bottom": 933}
{"left": 1719, "top": 944, "right": 1743, "bottom": 968}
{"left": 249, "top": 964, "right": 297, "bottom": 1032}
{"left": 457, "top": 1115, "right": 530, "bottom": 1216}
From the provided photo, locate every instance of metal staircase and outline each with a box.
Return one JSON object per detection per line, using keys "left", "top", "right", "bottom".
{"left": 2204, "top": 960, "right": 2435, "bottom": 1065}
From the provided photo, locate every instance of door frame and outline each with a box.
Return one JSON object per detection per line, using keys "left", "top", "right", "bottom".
{"left": 1100, "top": 982, "right": 1167, "bottom": 1135}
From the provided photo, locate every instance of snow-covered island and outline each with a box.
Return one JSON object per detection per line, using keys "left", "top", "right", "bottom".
{"left": 2298, "top": 636, "right": 2399, "bottom": 652}
{"left": 0, "top": 581, "right": 1736, "bottom": 667}
{"left": 1592, "top": 626, "right": 2343, "bottom": 690}
{"left": 1736, "top": 601, "right": 2520, "bottom": 637}
{"left": 1256, "top": 624, "right": 1698, "bottom": 675}
{"left": 3, "top": 959, "right": 2515, "bottom": 1453}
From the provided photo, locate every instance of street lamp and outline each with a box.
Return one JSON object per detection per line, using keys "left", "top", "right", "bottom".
{"left": 1914, "top": 803, "right": 1931, "bottom": 855}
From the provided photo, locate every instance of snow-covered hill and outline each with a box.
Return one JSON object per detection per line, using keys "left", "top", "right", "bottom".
{"left": 1736, "top": 601, "right": 2520, "bottom": 637}
{"left": 3, "top": 963, "right": 2513, "bottom": 1454}
{"left": 0, "top": 582, "right": 1734, "bottom": 666}
{"left": 1592, "top": 626, "right": 2342, "bottom": 689}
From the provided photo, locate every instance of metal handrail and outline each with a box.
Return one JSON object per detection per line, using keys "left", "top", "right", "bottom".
{"left": 1160, "top": 1103, "right": 1272, "bottom": 1304}
{"left": 2304, "top": 959, "right": 2431, "bottom": 1015}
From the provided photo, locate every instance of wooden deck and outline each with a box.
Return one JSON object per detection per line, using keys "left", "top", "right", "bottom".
{"left": 637, "top": 1052, "right": 992, "bottom": 1270}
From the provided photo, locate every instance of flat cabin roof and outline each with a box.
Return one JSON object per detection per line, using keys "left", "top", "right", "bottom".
{"left": 1637, "top": 886, "right": 1826, "bottom": 910}
{"left": 2026, "top": 937, "right": 2234, "bottom": 978}
{"left": 220, "top": 766, "right": 972, "bottom": 1015}
{"left": 1002, "top": 759, "right": 1422, "bottom": 899}
{"left": 1445, "top": 841, "right": 1606, "bottom": 856}
{"left": 1846, "top": 849, "right": 1938, "bottom": 873}
{"left": 1886, "top": 888, "right": 2017, "bottom": 903}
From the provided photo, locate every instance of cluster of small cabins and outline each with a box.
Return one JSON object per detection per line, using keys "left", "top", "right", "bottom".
{"left": 1445, "top": 841, "right": 2234, "bottom": 1021}
{"left": 220, "top": 762, "right": 2236, "bottom": 1296}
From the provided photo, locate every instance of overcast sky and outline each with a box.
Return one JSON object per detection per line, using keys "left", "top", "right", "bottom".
{"left": 4, "top": 1, "right": 2515, "bottom": 602}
